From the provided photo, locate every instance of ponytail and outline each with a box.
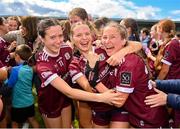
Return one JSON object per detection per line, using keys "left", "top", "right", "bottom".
{"left": 28, "top": 40, "right": 44, "bottom": 66}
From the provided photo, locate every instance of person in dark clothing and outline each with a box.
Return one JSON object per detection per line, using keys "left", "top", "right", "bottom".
{"left": 145, "top": 79, "right": 180, "bottom": 109}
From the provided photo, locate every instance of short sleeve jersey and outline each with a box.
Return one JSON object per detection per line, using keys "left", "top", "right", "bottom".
{"left": 36, "top": 43, "right": 72, "bottom": 116}
{"left": 111, "top": 53, "right": 168, "bottom": 127}
{"left": 161, "top": 39, "right": 180, "bottom": 79}
{"left": 69, "top": 47, "right": 109, "bottom": 85}
{"left": 69, "top": 47, "right": 114, "bottom": 111}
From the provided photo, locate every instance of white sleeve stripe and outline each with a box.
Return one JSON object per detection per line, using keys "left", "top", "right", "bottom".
{"left": 43, "top": 74, "right": 58, "bottom": 86}
{"left": 116, "top": 86, "right": 134, "bottom": 93}
{"left": 161, "top": 59, "right": 172, "bottom": 66}
{"left": 72, "top": 72, "right": 83, "bottom": 83}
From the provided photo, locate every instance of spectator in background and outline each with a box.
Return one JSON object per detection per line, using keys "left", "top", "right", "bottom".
{"left": 140, "top": 27, "right": 151, "bottom": 50}
{"left": 68, "top": 7, "right": 88, "bottom": 25}
{"left": 58, "top": 20, "right": 72, "bottom": 49}
{"left": 149, "top": 24, "right": 160, "bottom": 56}
{"left": 58, "top": 20, "right": 71, "bottom": 43}
{"left": 6, "top": 16, "right": 20, "bottom": 32}
{"left": 175, "top": 32, "right": 180, "bottom": 41}
{"left": 5, "top": 44, "right": 39, "bottom": 128}
{"left": 3, "top": 16, "right": 38, "bottom": 49}
{"left": 92, "top": 17, "right": 110, "bottom": 40}
{"left": 0, "top": 17, "right": 9, "bottom": 37}
{"left": 120, "top": 18, "right": 140, "bottom": 41}
{"left": 146, "top": 24, "right": 161, "bottom": 79}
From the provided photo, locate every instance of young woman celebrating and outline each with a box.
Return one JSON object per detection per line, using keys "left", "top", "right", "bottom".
{"left": 34, "top": 18, "right": 122, "bottom": 128}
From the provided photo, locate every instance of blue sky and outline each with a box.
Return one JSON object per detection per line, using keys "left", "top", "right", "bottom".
{"left": 0, "top": 0, "right": 180, "bottom": 21}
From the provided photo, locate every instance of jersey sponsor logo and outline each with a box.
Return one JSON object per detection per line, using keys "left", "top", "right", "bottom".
{"left": 120, "top": 72, "right": 131, "bottom": 86}
{"left": 41, "top": 71, "right": 53, "bottom": 79}
{"left": 99, "top": 53, "right": 105, "bottom": 61}
{"left": 99, "top": 65, "right": 110, "bottom": 79}
{"left": 64, "top": 52, "right": 71, "bottom": 60}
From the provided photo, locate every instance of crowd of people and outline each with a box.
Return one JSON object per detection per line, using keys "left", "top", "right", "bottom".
{"left": 0, "top": 7, "right": 180, "bottom": 128}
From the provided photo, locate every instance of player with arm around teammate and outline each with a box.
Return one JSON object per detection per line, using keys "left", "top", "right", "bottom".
{"left": 101, "top": 21, "right": 169, "bottom": 128}
{"left": 35, "top": 18, "right": 122, "bottom": 128}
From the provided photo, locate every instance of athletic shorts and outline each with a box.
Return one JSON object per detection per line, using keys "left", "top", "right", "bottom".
{"left": 38, "top": 85, "right": 72, "bottom": 118}
{"left": 40, "top": 100, "right": 71, "bottom": 118}
{"left": 92, "top": 108, "right": 129, "bottom": 126}
{"left": 11, "top": 104, "right": 35, "bottom": 123}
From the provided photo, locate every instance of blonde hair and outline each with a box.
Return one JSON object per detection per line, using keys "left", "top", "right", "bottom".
{"left": 104, "top": 21, "right": 128, "bottom": 40}
{"left": 70, "top": 21, "right": 93, "bottom": 39}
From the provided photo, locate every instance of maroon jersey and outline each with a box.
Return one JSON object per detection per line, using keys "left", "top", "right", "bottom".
{"left": 69, "top": 47, "right": 114, "bottom": 111}
{"left": 0, "top": 61, "right": 3, "bottom": 68}
{"left": 0, "top": 37, "right": 11, "bottom": 66}
{"left": 111, "top": 53, "right": 168, "bottom": 127}
{"left": 161, "top": 39, "right": 180, "bottom": 127}
{"left": 161, "top": 39, "right": 180, "bottom": 79}
{"left": 36, "top": 43, "right": 72, "bottom": 117}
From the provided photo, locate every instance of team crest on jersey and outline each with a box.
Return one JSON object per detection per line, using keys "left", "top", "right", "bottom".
{"left": 99, "top": 53, "right": 105, "bottom": 61}
{"left": 41, "top": 71, "right": 53, "bottom": 79}
{"left": 120, "top": 72, "right": 131, "bottom": 86}
{"left": 164, "top": 51, "right": 169, "bottom": 59}
{"left": 64, "top": 52, "right": 71, "bottom": 60}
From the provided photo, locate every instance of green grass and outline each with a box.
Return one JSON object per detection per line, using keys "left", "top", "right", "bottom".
{"left": 32, "top": 87, "right": 45, "bottom": 128}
